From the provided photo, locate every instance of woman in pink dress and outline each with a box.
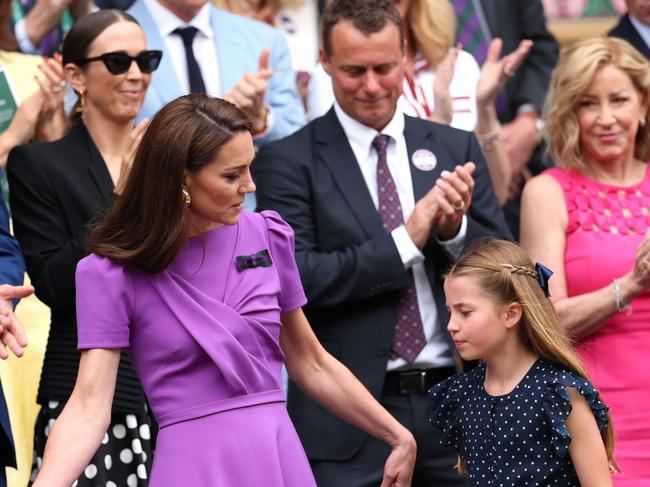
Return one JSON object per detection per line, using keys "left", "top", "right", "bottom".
{"left": 521, "top": 37, "right": 650, "bottom": 486}
{"left": 29, "top": 94, "right": 417, "bottom": 487}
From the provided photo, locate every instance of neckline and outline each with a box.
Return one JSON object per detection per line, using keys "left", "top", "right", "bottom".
{"left": 480, "top": 358, "right": 542, "bottom": 401}
{"left": 569, "top": 162, "right": 650, "bottom": 191}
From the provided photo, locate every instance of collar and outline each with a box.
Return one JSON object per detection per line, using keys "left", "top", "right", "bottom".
{"left": 333, "top": 101, "right": 405, "bottom": 156}
{"left": 629, "top": 14, "right": 650, "bottom": 48}
{"left": 144, "top": 0, "right": 214, "bottom": 38}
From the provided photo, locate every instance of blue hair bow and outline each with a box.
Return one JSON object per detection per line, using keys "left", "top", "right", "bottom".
{"left": 535, "top": 262, "right": 553, "bottom": 298}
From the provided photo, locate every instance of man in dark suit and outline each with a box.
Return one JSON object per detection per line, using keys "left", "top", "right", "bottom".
{"left": 0, "top": 172, "right": 32, "bottom": 487}
{"left": 609, "top": 0, "right": 650, "bottom": 59}
{"left": 253, "top": 1, "right": 510, "bottom": 485}
{"left": 454, "top": 0, "right": 559, "bottom": 238}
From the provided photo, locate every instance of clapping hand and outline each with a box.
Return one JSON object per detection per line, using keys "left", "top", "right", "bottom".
{"left": 0, "top": 284, "right": 33, "bottom": 359}
{"left": 34, "top": 53, "right": 67, "bottom": 142}
{"left": 114, "top": 119, "right": 148, "bottom": 196}
{"left": 433, "top": 162, "right": 476, "bottom": 240}
{"left": 430, "top": 44, "right": 461, "bottom": 125}
{"left": 224, "top": 49, "right": 272, "bottom": 134}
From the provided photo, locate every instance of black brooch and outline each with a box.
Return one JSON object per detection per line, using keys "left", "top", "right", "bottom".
{"left": 236, "top": 249, "right": 273, "bottom": 272}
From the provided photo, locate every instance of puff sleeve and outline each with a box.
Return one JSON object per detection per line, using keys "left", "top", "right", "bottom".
{"left": 429, "top": 374, "right": 464, "bottom": 451}
{"left": 262, "top": 210, "right": 307, "bottom": 313}
{"left": 543, "top": 370, "right": 609, "bottom": 458}
{"left": 76, "top": 254, "right": 134, "bottom": 350}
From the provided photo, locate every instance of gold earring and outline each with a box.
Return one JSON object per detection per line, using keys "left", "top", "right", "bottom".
{"left": 640, "top": 117, "right": 646, "bottom": 127}
{"left": 76, "top": 90, "right": 85, "bottom": 116}
{"left": 182, "top": 189, "right": 191, "bottom": 206}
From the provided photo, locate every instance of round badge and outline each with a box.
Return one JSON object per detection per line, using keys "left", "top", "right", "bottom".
{"left": 412, "top": 149, "right": 437, "bottom": 171}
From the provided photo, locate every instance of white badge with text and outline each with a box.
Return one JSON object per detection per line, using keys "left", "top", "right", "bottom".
{"left": 412, "top": 149, "right": 437, "bottom": 171}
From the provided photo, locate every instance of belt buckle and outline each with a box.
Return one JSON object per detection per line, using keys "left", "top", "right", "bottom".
{"left": 399, "top": 370, "right": 427, "bottom": 394}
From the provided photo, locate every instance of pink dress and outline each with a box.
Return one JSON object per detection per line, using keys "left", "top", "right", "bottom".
{"left": 547, "top": 167, "right": 650, "bottom": 486}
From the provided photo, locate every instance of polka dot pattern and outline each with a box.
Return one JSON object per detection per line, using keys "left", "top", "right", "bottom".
{"left": 429, "top": 359, "right": 608, "bottom": 485}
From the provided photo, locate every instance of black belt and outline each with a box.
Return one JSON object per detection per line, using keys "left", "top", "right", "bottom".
{"left": 382, "top": 367, "right": 456, "bottom": 395}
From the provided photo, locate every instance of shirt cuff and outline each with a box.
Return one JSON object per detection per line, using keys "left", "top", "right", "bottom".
{"left": 391, "top": 225, "right": 424, "bottom": 270}
{"left": 14, "top": 18, "right": 38, "bottom": 54}
{"left": 436, "top": 215, "right": 467, "bottom": 260}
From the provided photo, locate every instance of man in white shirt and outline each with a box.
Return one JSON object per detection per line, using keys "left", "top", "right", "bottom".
{"left": 253, "top": 0, "right": 510, "bottom": 485}
{"left": 127, "top": 0, "right": 304, "bottom": 146}
{"left": 609, "top": 0, "right": 650, "bottom": 59}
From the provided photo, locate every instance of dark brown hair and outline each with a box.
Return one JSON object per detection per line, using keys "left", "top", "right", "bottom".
{"left": 86, "top": 95, "right": 252, "bottom": 273}
{"left": 321, "top": 0, "right": 403, "bottom": 59}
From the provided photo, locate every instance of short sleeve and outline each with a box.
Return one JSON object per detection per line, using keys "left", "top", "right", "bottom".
{"left": 261, "top": 210, "right": 307, "bottom": 312}
{"left": 76, "top": 253, "right": 134, "bottom": 350}
{"left": 429, "top": 374, "right": 463, "bottom": 451}
{"left": 543, "top": 370, "right": 609, "bottom": 458}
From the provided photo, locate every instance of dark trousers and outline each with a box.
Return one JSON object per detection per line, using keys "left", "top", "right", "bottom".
{"left": 310, "top": 391, "right": 469, "bottom": 487}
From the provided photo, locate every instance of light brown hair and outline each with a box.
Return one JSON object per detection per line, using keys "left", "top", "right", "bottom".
{"left": 447, "top": 238, "right": 617, "bottom": 473}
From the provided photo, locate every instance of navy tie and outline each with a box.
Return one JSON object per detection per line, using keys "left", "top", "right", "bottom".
{"left": 173, "top": 27, "right": 207, "bottom": 94}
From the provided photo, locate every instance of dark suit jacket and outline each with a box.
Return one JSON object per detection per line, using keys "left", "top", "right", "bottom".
{"left": 7, "top": 123, "right": 146, "bottom": 412}
{"left": 609, "top": 14, "right": 650, "bottom": 60}
{"left": 0, "top": 175, "right": 21, "bottom": 480}
{"left": 479, "top": 0, "right": 559, "bottom": 122}
{"left": 253, "top": 108, "right": 511, "bottom": 461}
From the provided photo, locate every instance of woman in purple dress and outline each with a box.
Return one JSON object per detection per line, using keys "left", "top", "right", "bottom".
{"left": 31, "top": 94, "right": 417, "bottom": 487}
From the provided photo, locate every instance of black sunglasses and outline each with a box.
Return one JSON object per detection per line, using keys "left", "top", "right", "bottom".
{"left": 75, "top": 50, "right": 163, "bottom": 75}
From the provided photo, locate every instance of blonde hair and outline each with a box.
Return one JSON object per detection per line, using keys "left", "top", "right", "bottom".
{"left": 544, "top": 37, "right": 650, "bottom": 171}
{"left": 447, "top": 238, "right": 617, "bottom": 474}
{"left": 408, "top": 0, "right": 456, "bottom": 68}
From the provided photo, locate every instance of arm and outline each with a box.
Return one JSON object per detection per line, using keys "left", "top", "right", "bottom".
{"left": 520, "top": 175, "right": 646, "bottom": 337}
{"left": 566, "top": 387, "right": 612, "bottom": 487}
{"left": 22, "top": 0, "right": 72, "bottom": 50}
{"left": 281, "top": 308, "right": 416, "bottom": 486}
{"left": 32, "top": 348, "right": 120, "bottom": 487}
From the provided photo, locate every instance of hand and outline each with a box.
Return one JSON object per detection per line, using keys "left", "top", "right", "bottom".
{"left": 24, "top": 0, "right": 74, "bottom": 47}
{"left": 114, "top": 119, "right": 148, "bottom": 196}
{"left": 405, "top": 184, "right": 441, "bottom": 250}
{"left": 433, "top": 162, "right": 476, "bottom": 240}
{"left": 476, "top": 38, "right": 532, "bottom": 109}
{"left": 0, "top": 284, "right": 33, "bottom": 359}
{"left": 631, "top": 229, "right": 650, "bottom": 288}
{"left": 500, "top": 113, "right": 539, "bottom": 180}
{"left": 34, "top": 53, "right": 67, "bottom": 142}
{"left": 430, "top": 44, "right": 460, "bottom": 125}
{"left": 4, "top": 90, "right": 45, "bottom": 148}
{"left": 380, "top": 432, "right": 416, "bottom": 487}
{"left": 224, "top": 48, "right": 273, "bottom": 134}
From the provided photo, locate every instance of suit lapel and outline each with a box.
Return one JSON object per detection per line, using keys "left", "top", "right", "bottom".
{"left": 315, "top": 110, "right": 385, "bottom": 238}
{"left": 73, "top": 124, "right": 113, "bottom": 201}
{"left": 404, "top": 116, "right": 444, "bottom": 205}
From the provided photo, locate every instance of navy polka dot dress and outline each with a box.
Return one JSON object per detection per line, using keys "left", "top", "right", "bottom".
{"left": 429, "top": 359, "right": 609, "bottom": 486}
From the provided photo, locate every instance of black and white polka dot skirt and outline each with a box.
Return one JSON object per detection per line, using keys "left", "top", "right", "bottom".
{"left": 29, "top": 400, "right": 154, "bottom": 486}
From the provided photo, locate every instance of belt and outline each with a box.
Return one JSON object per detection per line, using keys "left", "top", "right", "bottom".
{"left": 382, "top": 367, "right": 456, "bottom": 395}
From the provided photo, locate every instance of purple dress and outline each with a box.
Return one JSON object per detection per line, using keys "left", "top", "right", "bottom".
{"left": 75, "top": 211, "right": 317, "bottom": 486}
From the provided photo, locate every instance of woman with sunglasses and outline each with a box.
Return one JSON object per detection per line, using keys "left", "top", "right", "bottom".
{"left": 7, "top": 9, "right": 161, "bottom": 486}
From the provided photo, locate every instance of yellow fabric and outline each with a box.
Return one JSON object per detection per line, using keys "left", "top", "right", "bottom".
{"left": 0, "top": 51, "right": 41, "bottom": 103}
{"left": 0, "top": 274, "right": 50, "bottom": 486}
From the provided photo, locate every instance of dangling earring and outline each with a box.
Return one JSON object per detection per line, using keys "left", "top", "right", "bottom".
{"left": 182, "top": 189, "right": 191, "bottom": 206}
{"left": 76, "top": 90, "right": 85, "bottom": 116}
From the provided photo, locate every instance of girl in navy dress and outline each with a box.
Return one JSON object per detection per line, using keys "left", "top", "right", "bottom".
{"left": 429, "top": 238, "right": 617, "bottom": 486}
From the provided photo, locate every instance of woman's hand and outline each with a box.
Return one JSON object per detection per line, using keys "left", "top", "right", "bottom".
{"left": 114, "top": 119, "right": 148, "bottom": 196}
{"left": 430, "top": 44, "right": 460, "bottom": 125}
{"left": 381, "top": 432, "right": 417, "bottom": 487}
{"left": 476, "top": 38, "right": 532, "bottom": 110}
{"left": 631, "top": 229, "right": 650, "bottom": 288}
{"left": 34, "top": 53, "right": 67, "bottom": 142}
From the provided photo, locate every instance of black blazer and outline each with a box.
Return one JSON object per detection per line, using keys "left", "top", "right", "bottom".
{"left": 479, "top": 0, "right": 559, "bottom": 121}
{"left": 609, "top": 14, "right": 650, "bottom": 60}
{"left": 7, "top": 123, "right": 145, "bottom": 412}
{"left": 253, "top": 109, "right": 511, "bottom": 460}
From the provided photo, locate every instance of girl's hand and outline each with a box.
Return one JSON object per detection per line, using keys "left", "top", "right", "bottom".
{"left": 476, "top": 38, "right": 532, "bottom": 109}
{"left": 380, "top": 432, "right": 416, "bottom": 487}
{"left": 430, "top": 44, "right": 460, "bottom": 125}
{"left": 114, "top": 119, "right": 148, "bottom": 196}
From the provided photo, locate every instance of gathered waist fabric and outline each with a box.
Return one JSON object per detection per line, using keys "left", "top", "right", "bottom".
{"left": 156, "top": 389, "right": 285, "bottom": 428}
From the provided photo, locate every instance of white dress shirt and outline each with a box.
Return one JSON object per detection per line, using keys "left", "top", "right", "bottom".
{"left": 333, "top": 103, "right": 466, "bottom": 370}
{"left": 144, "top": 0, "right": 221, "bottom": 97}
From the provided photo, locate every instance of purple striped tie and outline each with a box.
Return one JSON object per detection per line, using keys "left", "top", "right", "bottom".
{"left": 373, "top": 135, "right": 426, "bottom": 362}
